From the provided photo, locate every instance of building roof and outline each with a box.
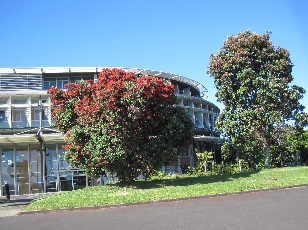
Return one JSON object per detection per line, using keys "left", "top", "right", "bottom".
{"left": 0, "top": 67, "right": 208, "bottom": 99}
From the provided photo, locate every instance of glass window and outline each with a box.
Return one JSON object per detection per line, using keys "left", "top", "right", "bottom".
{"left": 61, "top": 80, "right": 69, "bottom": 88}
{"left": 0, "top": 99, "right": 8, "bottom": 105}
{"left": 44, "top": 81, "right": 56, "bottom": 90}
{"left": 32, "top": 108, "right": 47, "bottom": 120}
{"left": 16, "top": 147, "right": 30, "bottom": 195}
{"left": 43, "top": 75, "right": 69, "bottom": 89}
{"left": 2, "top": 149, "right": 15, "bottom": 195}
{"left": 12, "top": 109, "right": 27, "bottom": 121}
{"left": 12, "top": 100, "right": 27, "bottom": 104}
{"left": 46, "top": 147, "right": 58, "bottom": 192}
{"left": 59, "top": 149, "right": 69, "bottom": 170}
{"left": 31, "top": 108, "right": 40, "bottom": 121}
{"left": 0, "top": 110, "right": 6, "bottom": 122}
{"left": 30, "top": 149, "right": 43, "bottom": 194}
{"left": 42, "top": 109, "right": 47, "bottom": 121}
{"left": 43, "top": 82, "right": 50, "bottom": 90}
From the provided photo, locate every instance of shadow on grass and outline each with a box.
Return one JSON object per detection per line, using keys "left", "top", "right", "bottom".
{"left": 115, "top": 170, "right": 261, "bottom": 190}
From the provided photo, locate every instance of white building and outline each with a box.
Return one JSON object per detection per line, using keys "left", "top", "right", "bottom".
{"left": 0, "top": 67, "right": 220, "bottom": 195}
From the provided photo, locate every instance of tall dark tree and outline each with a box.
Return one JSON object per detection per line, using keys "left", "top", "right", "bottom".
{"left": 208, "top": 30, "right": 305, "bottom": 167}
{"left": 48, "top": 68, "right": 193, "bottom": 182}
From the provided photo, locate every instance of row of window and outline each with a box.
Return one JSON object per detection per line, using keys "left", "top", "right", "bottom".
{"left": 1, "top": 145, "right": 71, "bottom": 195}
{"left": 43, "top": 75, "right": 94, "bottom": 90}
{"left": 0, "top": 108, "right": 47, "bottom": 122}
{"left": 44, "top": 78, "right": 69, "bottom": 90}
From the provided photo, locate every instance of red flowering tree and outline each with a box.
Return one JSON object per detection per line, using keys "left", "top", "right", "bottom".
{"left": 48, "top": 68, "right": 193, "bottom": 182}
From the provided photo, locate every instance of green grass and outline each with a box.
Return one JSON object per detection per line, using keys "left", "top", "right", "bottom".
{"left": 25, "top": 166, "right": 308, "bottom": 211}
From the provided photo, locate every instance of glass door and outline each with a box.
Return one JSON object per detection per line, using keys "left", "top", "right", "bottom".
{"left": 16, "top": 146, "right": 30, "bottom": 195}
{"left": 58, "top": 149, "right": 72, "bottom": 191}
{"left": 46, "top": 147, "right": 58, "bottom": 192}
{"left": 1, "top": 148, "right": 15, "bottom": 195}
{"left": 30, "top": 149, "right": 43, "bottom": 193}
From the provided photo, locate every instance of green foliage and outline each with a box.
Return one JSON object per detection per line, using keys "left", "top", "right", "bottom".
{"left": 220, "top": 140, "right": 264, "bottom": 170}
{"left": 196, "top": 151, "right": 213, "bottom": 172}
{"left": 148, "top": 170, "right": 168, "bottom": 180}
{"left": 208, "top": 30, "right": 305, "bottom": 167}
{"left": 186, "top": 166, "right": 199, "bottom": 175}
{"left": 283, "top": 129, "right": 308, "bottom": 165}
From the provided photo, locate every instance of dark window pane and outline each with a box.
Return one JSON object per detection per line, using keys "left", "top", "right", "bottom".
{"left": 0, "top": 110, "right": 6, "bottom": 122}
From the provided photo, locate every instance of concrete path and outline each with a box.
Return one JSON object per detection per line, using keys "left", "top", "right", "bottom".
{"left": 0, "top": 194, "right": 44, "bottom": 217}
{"left": 0, "top": 186, "right": 308, "bottom": 229}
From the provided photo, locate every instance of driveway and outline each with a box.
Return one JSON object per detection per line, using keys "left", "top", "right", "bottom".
{"left": 1, "top": 186, "right": 308, "bottom": 230}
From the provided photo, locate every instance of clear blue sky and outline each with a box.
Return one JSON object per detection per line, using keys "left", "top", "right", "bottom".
{"left": 0, "top": 0, "right": 307, "bottom": 112}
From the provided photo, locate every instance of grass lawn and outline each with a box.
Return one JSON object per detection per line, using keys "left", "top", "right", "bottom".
{"left": 25, "top": 166, "right": 308, "bottom": 211}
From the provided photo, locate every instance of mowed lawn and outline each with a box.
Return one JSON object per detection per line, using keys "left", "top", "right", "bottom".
{"left": 25, "top": 166, "right": 308, "bottom": 211}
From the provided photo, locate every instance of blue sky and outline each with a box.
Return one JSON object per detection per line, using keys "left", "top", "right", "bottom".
{"left": 0, "top": 0, "right": 307, "bottom": 112}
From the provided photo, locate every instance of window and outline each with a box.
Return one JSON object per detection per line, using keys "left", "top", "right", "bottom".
{"left": 0, "top": 99, "right": 8, "bottom": 105}
{"left": 0, "top": 110, "right": 6, "bottom": 122}
{"left": 70, "top": 75, "right": 93, "bottom": 83}
{"left": 11, "top": 109, "right": 27, "bottom": 128}
{"left": 43, "top": 77, "right": 69, "bottom": 90}
{"left": 12, "top": 109, "right": 27, "bottom": 122}
{"left": 31, "top": 107, "right": 47, "bottom": 121}
{"left": 44, "top": 81, "right": 56, "bottom": 89}
{"left": 12, "top": 99, "right": 27, "bottom": 104}
{"left": 43, "top": 74, "right": 94, "bottom": 90}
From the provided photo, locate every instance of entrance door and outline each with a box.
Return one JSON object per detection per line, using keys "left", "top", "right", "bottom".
{"left": 1, "top": 149, "right": 14, "bottom": 195}
{"left": 16, "top": 146, "right": 30, "bottom": 194}
{"left": 30, "top": 149, "right": 43, "bottom": 193}
{"left": 46, "top": 147, "right": 58, "bottom": 192}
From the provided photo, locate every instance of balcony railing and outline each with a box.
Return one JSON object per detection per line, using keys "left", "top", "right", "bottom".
{"left": 2, "top": 120, "right": 51, "bottom": 129}
{"left": 0, "top": 122, "right": 10, "bottom": 128}
{"left": 11, "top": 121, "right": 29, "bottom": 129}
{"left": 31, "top": 120, "right": 51, "bottom": 128}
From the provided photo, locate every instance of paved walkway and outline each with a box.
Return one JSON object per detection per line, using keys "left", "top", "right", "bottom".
{"left": 0, "top": 194, "right": 45, "bottom": 217}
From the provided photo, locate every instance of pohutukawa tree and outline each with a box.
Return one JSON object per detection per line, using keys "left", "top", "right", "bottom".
{"left": 208, "top": 30, "right": 305, "bottom": 168}
{"left": 48, "top": 68, "right": 194, "bottom": 182}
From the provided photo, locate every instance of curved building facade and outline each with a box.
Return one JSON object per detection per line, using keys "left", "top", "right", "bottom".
{"left": 0, "top": 67, "right": 221, "bottom": 195}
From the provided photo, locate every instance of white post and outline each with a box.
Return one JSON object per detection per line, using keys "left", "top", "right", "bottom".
{"left": 177, "top": 156, "right": 182, "bottom": 174}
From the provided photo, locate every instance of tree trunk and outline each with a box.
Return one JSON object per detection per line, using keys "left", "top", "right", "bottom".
{"left": 264, "top": 145, "right": 271, "bottom": 168}
{"left": 296, "top": 149, "right": 301, "bottom": 166}
{"left": 239, "top": 159, "right": 243, "bottom": 172}
{"left": 204, "top": 161, "right": 208, "bottom": 172}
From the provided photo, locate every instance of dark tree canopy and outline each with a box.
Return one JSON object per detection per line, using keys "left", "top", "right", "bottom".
{"left": 208, "top": 30, "right": 305, "bottom": 167}
{"left": 48, "top": 68, "right": 194, "bottom": 182}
